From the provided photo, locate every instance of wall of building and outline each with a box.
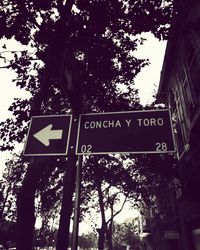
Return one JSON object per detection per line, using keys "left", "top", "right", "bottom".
{"left": 158, "top": 1, "right": 200, "bottom": 249}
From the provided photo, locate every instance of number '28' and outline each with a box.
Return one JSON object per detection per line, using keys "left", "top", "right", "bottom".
{"left": 156, "top": 142, "right": 168, "bottom": 151}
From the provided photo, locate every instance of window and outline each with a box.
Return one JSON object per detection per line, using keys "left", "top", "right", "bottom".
{"left": 178, "top": 66, "right": 195, "bottom": 119}
{"left": 186, "top": 41, "right": 200, "bottom": 105}
{"left": 169, "top": 89, "right": 188, "bottom": 157}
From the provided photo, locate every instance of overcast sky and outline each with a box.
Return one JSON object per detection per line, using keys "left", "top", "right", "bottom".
{"left": 0, "top": 33, "right": 166, "bottom": 120}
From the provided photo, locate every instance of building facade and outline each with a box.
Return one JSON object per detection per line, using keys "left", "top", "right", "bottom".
{"left": 158, "top": 0, "right": 200, "bottom": 249}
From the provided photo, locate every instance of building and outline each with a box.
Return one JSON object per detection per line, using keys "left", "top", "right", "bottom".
{"left": 139, "top": 185, "right": 181, "bottom": 250}
{"left": 158, "top": 0, "right": 200, "bottom": 249}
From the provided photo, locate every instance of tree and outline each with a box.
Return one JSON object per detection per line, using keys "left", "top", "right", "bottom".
{"left": 0, "top": 1, "right": 176, "bottom": 148}
{"left": 0, "top": 154, "right": 28, "bottom": 221}
{"left": 80, "top": 156, "right": 133, "bottom": 249}
{"left": 79, "top": 154, "right": 177, "bottom": 250}
{"left": 78, "top": 232, "right": 97, "bottom": 250}
{"left": 0, "top": 0, "right": 179, "bottom": 250}
{"left": 113, "top": 221, "right": 142, "bottom": 250}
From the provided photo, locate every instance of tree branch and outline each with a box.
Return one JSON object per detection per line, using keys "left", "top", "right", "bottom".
{"left": 0, "top": 65, "right": 11, "bottom": 69}
{"left": 28, "top": 14, "right": 41, "bottom": 30}
{"left": 0, "top": 50, "right": 25, "bottom": 54}
{"left": 106, "top": 196, "right": 128, "bottom": 225}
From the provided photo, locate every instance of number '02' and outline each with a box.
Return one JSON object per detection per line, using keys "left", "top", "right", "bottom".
{"left": 81, "top": 144, "right": 92, "bottom": 153}
{"left": 156, "top": 142, "right": 168, "bottom": 151}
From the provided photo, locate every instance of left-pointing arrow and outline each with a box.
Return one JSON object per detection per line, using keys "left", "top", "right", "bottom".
{"left": 33, "top": 124, "right": 63, "bottom": 146}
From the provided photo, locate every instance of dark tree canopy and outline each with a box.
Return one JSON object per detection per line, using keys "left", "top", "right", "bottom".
{"left": 0, "top": 0, "right": 177, "bottom": 151}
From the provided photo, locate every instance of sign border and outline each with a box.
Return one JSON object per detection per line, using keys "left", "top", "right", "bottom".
{"left": 23, "top": 114, "right": 72, "bottom": 156}
{"left": 75, "top": 109, "right": 176, "bottom": 155}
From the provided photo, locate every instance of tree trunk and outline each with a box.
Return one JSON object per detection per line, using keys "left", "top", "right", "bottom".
{"left": 106, "top": 221, "right": 113, "bottom": 250}
{"left": 56, "top": 155, "right": 77, "bottom": 250}
{"left": 16, "top": 157, "right": 47, "bottom": 250}
{"left": 97, "top": 227, "right": 105, "bottom": 250}
{"left": 106, "top": 201, "right": 114, "bottom": 250}
{"left": 95, "top": 178, "right": 107, "bottom": 250}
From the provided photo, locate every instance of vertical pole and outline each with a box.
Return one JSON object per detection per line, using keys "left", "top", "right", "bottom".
{"left": 71, "top": 155, "right": 83, "bottom": 250}
{"left": 71, "top": 96, "right": 88, "bottom": 250}
{"left": 56, "top": 155, "right": 77, "bottom": 250}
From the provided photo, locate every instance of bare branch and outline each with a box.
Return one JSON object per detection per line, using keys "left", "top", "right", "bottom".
{"left": 0, "top": 65, "right": 11, "bottom": 69}
{"left": 106, "top": 196, "right": 128, "bottom": 225}
{"left": 0, "top": 50, "right": 26, "bottom": 54}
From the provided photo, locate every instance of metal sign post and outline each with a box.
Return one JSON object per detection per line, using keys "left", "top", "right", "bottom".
{"left": 23, "top": 109, "right": 176, "bottom": 250}
{"left": 71, "top": 155, "right": 83, "bottom": 250}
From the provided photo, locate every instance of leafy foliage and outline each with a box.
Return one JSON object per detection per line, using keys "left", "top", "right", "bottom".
{"left": 78, "top": 232, "right": 97, "bottom": 249}
{"left": 81, "top": 153, "right": 178, "bottom": 213}
{"left": 0, "top": 0, "right": 175, "bottom": 150}
{"left": 113, "top": 221, "right": 142, "bottom": 249}
{"left": 0, "top": 154, "right": 28, "bottom": 221}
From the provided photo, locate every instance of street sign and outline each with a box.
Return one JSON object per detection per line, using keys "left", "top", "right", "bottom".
{"left": 23, "top": 115, "right": 72, "bottom": 156}
{"left": 76, "top": 109, "right": 176, "bottom": 155}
